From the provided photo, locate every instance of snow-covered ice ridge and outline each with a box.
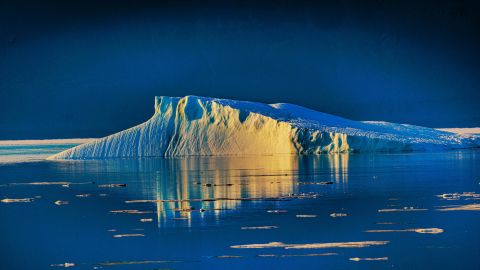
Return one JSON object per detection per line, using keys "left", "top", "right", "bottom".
{"left": 49, "top": 96, "right": 480, "bottom": 159}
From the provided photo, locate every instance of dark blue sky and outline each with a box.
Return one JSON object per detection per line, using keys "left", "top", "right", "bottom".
{"left": 1, "top": 0, "right": 479, "bottom": 139}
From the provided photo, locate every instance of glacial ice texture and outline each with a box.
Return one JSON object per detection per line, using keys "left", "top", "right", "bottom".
{"left": 49, "top": 96, "right": 480, "bottom": 159}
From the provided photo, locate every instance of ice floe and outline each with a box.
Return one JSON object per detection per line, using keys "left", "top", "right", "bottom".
{"left": 231, "top": 241, "right": 389, "bottom": 249}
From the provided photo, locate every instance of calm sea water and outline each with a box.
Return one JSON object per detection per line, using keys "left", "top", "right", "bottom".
{"left": 0, "top": 144, "right": 479, "bottom": 269}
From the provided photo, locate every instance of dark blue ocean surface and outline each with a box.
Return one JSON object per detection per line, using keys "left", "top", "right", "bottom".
{"left": 0, "top": 150, "right": 479, "bottom": 269}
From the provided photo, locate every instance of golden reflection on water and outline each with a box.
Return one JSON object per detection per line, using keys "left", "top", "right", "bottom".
{"left": 329, "top": 154, "right": 349, "bottom": 185}
{"left": 53, "top": 154, "right": 350, "bottom": 227}
{"left": 144, "top": 155, "right": 350, "bottom": 226}
{"left": 151, "top": 155, "right": 302, "bottom": 225}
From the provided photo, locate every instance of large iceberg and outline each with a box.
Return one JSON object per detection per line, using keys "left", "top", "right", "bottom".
{"left": 49, "top": 96, "right": 479, "bottom": 159}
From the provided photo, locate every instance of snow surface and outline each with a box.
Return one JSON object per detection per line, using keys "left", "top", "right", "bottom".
{"left": 436, "top": 128, "right": 480, "bottom": 135}
{"left": 49, "top": 96, "right": 480, "bottom": 159}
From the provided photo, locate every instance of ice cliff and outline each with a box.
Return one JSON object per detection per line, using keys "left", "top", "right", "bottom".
{"left": 49, "top": 96, "right": 480, "bottom": 159}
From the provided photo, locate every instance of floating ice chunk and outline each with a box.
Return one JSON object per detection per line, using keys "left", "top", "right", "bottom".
{"left": 241, "top": 226, "right": 278, "bottom": 230}
{"left": 436, "top": 204, "right": 480, "bottom": 211}
{"left": 296, "top": 214, "right": 317, "bottom": 218}
{"left": 112, "top": 234, "right": 144, "bottom": 238}
{"left": 414, "top": 228, "right": 444, "bottom": 234}
{"left": 109, "top": 210, "right": 153, "bottom": 214}
{"left": 231, "top": 241, "right": 389, "bottom": 249}
{"left": 285, "top": 241, "right": 389, "bottom": 249}
{"left": 139, "top": 218, "right": 153, "bottom": 222}
{"left": 54, "top": 200, "right": 69, "bottom": 205}
{"left": 50, "top": 262, "right": 75, "bottom": 268}
{"left": 436, "top": 192, "right": 479, "bottom": 201}
{"left": 365, "top": 228, "right": 443, "bottom": 234}
{"left": 98, "top": 260, "right": 179, "bottom": 266}
{"left": 231, "top": 242, "right": 286, "bottom": 249}
{"left": 378, "top": 207, "right": 428, "bottom": 213}
{"left": 258, "top": 253, "right": 337, "bottom": 257}
{"left": 1, "top": 198, "right": 34, "bottom": 203}
{"left": 267, "top": 210, "right": 288, "bottom": 213}
{"left": 98, "top": 183, "right": 127, "bottom": 188}
{"left": 8, "top": 181, "right": 94, "bottom": 186}
{"left": 215, "top": 255, "right": 242, "bottom": 259}
{"left": 330, "top": 213, "right": 348, "bottom": 218}
{"left": 349, "top": 257, "right": 388, "bottom": 261}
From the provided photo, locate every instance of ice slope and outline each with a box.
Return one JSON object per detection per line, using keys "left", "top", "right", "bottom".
{"left": 49, "top": 96, "right": 480, "bottom": 159}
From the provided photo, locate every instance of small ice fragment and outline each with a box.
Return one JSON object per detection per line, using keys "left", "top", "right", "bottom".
{"left": 54, "top": 200, "right": 69, "bottom": 205}
{"left": 98, "top": 183, "right": 127, "bottom": 188}
{"left": 231, "top": 241, "right": 389, "bottom": 249}
{"left": 9, "top": 181, "right": 94, "bottom": 186}
{"left": 365, "top": 228, "right": 443, "bottom": 234}
{"left": 267, "top": 210, "right": 288, "bottom": 213}
{"left": 109, "top": 210, "right": 153, "bottom": 214}
{"left": 378, "top": 207, "right": 428, "bottom": 212}
{"left": 1, "top": 198, "right": 34, "bottom": 203}
{"left": 285, "top": 241, "right": 389, "bottom": 249}
{"left": 112, "top": 234, "right": 144, "bottom": 238}
{"left": 98, "top": 260, "right": 180, "bottom": 266}
{"left": 296, "top": 214, "right": 317, "bottom": 218}
{"left": 50, "top": 262, "right": 75, "bottom": 267}
{"left": 98, "top": 260, "right": 179, "bottom": 266}
{"left": 215, "top": 255, "right": 242, "bottom": 259}
{"left": 258, "top": 253, "right": 337, "bottom": 257}
{"left": 349, "top": 257, "right": 388, "bottom": 261}
{"left": 436, "top": 192, "right": 480, "bottom": 201}
{"left": 330, "top": 213, "right": 348, "bottom": 218}
{"left": 231, "top": 242, "right": 286, "bottom": 249}
{"left": 140, "top": 218, "right": 153, "bottom": 222}
{"left": 414, "top": 228, "right": 444, "bottom": 234}
{"left": 241, "top": 226, "right": 278, "bottom": 230}
{"left": 436, "top": 204, "right": 480, "bottom": 211}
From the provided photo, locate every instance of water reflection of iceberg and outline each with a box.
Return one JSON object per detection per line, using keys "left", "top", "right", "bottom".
{"left": 53, "top": 154, "right": 350, "bottom": 227}
{"left": 146, "top": 156, "right": 301, "bottom": 225}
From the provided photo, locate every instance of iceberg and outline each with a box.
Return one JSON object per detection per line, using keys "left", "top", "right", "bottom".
{"left": 49, "top": 96, "right": 479, "bottom": 159}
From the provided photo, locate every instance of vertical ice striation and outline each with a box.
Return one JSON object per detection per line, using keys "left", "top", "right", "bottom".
{"left": 48, "top": 95, "right": 479, "bottom": 159}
